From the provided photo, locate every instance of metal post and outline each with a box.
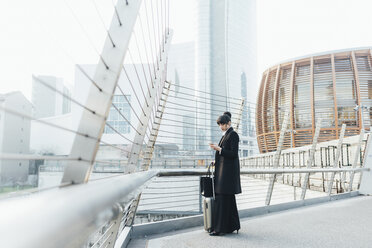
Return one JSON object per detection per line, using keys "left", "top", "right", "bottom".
{"left": 234, "top": 98, "right": 245, "bottom": 132}
{"left": 349, "top": 105, "right": 367, "bottom": 191}
{"left": 128, "top": 33, "right": 173, "bottom": 172}
{"left": 300, "top": 118, "right": 322, "bottom": 200}
{"left": 103, "top": 204, "right": 125, "bottom": 248}
{"left": 320, "top": 147, "right": 325, "bottom": 192}
{"left": 265, "top": 110, "right": 289, "bottom": 205}
{"left": 199, "top": 177, "right": 203, "bottom": 213}
{"left": 124, "top": 193, "right": 142, "bottom": 228}
{"left": 142, "top": 81, "right": 172, "bottom": 170}
{"left": 340, "top": 145, "right": 348, "bottom": 191}
{"left": 327, "top": 124, "right": 346, "bottom": 195}
{"left": 359, "top": 133, "right": 372, "bottom": 194}
{"left": 282, "top": 154, "right": 285, "bottom": 184}
{"left": 292, "top": 152, "right": 294, "bottom": 186}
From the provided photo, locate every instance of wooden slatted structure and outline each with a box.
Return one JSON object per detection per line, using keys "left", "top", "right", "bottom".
{"left": 256, "top": 48, "right": 372, "bottom": 153}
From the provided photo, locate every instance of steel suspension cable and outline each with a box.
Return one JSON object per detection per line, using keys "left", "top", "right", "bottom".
{"left": 154, "top": 0, "right": 162, "bottom": 61}
{"left": 91, "top": 0, "right": 116, "bottom": 48}
{"left": 32, "top": 75, "right": 105, "bottom": 119}
{"left": 176, "top": 84, "right": 257, "bottom": 105}
{"left": 62, "top": 0, "right": 109, "bottom": 69}
{"left": 127, "top": 49, "right": 151, "bottom": 104}
{"left": 132, "top": 31, "right": 153, "bottom": 90}
{"left": 166, "top": 94, "right": 242, "bottom": 112}
{"left": 0, "top": 105, "right": 100, "bottom": 142}
{"left": 162, "top": 100, "right": 241, "bottom": 116}
{"left": 37, "top": 21, "right": 106, "bottom": 94}
{"left": 155, "top": 122, "right": 221, "bottom": 131}
{"left": 111, "top": 103, "right": 141, "bottom": 135}
{"left": 122, "top": 66, "right": 147, "bottom": 116}
{"left": 110, "top": 0, "right": 122, "bottom": 26}
{"left": 75, "top": 64, "right": 105, "bottom": 93}
{"left": 166, "top": 87, "right": 242, "bottom": 106}
{"left": 116, "top": 84, "right": 144, "bottom": 127}
{"left": 99, "top": 140, "right": 133, "bottom": 154}
{"left": 105, "top": 122, "right": 141, "bottom": 145}
{"left": 158, "top": 111, "right": 215, "bottom": 122}
{"left": 138, "top": 14, "right": 155, "bottom": 87}
{"left": 155, "top": 129, "right": 213, "bottom": 138}
{"left": 161, "top": 105, "right": 237, "bottom": 117}
{"left": 149, "top": 0, "right": 159, "bottom": 70}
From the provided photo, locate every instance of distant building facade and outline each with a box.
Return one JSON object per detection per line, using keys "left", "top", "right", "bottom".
{"left": 256, "top": 47, "right": 372, "bottom": 153}
{"left": 104, "top": 95, "right": 131, "bottom": 135}
{"left": 0, "top": 92, "right": 32, "bottom": 186}
{"left": 32, "top": 75, "right": 71, "bottom": 119}
{"left": 30, "top": 64, "right": 138, "bottom": 157}
{"left": 30, "top": 114, "right": 74, "bottom": 155}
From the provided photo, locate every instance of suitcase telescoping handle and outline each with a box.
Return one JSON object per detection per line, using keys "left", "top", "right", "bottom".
{"left": 206, "top": 161, "right": 213, "bottom": 177}
{"left": 207, "top": 162, "right": 215, "bottom": 200}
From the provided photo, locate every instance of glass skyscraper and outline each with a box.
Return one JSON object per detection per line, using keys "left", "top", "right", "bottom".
{"left": 195, "top": 0, "right": 258, "bottom": 155}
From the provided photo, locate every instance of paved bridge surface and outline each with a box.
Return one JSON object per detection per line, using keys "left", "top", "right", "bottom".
{"left": 128, "top": 195, "right": 372, "bottom": 248}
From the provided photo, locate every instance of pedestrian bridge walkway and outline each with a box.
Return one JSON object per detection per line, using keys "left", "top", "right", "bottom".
{"left": 130, "top": 195, "right": 372, "bottom": 248}
{"left": 2, "top": 1, "right": 372, "bottom": 248}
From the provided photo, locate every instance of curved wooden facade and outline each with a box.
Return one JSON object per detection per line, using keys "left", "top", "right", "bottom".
{"left": 256, "top": 48, "right": 372, "bottom": 153}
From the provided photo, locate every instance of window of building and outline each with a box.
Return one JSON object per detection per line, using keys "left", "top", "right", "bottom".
{"left": 335, "top": 58, "right": 352, "bottom": 72}
{"left": 314, "top": 60, "right": 331, "bottom": 74}
{"left": 338, "top": 106, "right": 357, "bottom": 126}
{"left": 104, "top": 95, "right": 131, "bottom": 134}
{"left": 356, "top": 56, "right": 371, "bottom": 71}
{"left": 281, "top": 68, "right": 290, "bottom": 80}
{"left": 296, "top": 65, "right": 310, "bottom": 76}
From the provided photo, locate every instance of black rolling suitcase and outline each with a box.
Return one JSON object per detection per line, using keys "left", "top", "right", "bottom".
{"left": 203, "top": 196, "right": 214, "bottom": 232}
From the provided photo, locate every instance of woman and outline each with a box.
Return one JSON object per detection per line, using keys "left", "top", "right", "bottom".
{"left": 209, "top": 113, "right": 241, "bottom": 236}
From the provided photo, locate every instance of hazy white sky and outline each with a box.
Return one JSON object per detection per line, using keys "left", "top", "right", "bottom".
{"left": 257, "top": 0, "right": 372, "bottom": 69}
{"left": 0, "top": 0, "right": 372, "bottom": 100}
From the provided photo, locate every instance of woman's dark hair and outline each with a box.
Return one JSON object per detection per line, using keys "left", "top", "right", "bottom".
{"left": 223, "top": 111, "right": 232, "bottom": 118}
{"left": 217, "top": 114, "right": 231, "bottom": 125}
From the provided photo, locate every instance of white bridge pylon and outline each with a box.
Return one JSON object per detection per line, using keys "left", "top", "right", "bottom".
{"left": 61, "top": 0, "right": 172, "bottom": 184}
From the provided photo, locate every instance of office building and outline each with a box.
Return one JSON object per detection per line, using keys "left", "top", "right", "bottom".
{"left": 0, "top": 92, "right": 32, "bottom": 185}
{"left": 195, "top": 0, "right": 258, "bottom": 156}
{"left": 32, "top": 75, "right": 71, "bottom": 119}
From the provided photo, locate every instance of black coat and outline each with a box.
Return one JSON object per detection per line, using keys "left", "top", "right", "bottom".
{"left": 214, "top": 127, "right": 242, "bottom": 195}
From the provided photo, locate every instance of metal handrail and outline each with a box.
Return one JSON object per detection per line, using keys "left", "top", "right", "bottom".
{"left": 0, "top": 170, "right": 158, "bottom": 248}
{"left": 0, "top": 167, "right": 368, "bottom": 248}
{"left": 157, "top": 167, "right": 369, "bottom": 176}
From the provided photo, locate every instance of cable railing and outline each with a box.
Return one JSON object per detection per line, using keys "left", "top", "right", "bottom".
{"left": 242, "top": 131, "right": 369, "bottom": 194}
{"left": 2, "top": 1, "right": 372, "bottom": 248}
{"left": 1, "top": 84, "right": 371, "bottom": 243}
{"left": 0, "top": 166, "right": 370, "bottom": 248}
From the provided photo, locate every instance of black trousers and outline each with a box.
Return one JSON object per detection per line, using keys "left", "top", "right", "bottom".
{"left": 213, "top": 193, "right": 240, "bottom": 233}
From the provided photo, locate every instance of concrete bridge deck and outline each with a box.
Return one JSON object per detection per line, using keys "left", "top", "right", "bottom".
{"left": 128, "top": 195, "right": 372, "bottom": 248}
